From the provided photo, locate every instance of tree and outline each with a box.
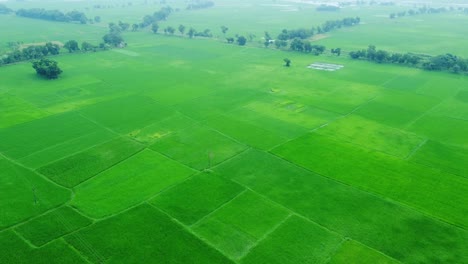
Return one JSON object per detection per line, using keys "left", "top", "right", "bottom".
{"left": 94, "top": 16, "right": 101, "bottom": 23}
{"left": 187, "top": 28, "right": 196, "bottom": 38}
{"left": 284, "top": 58, "right": 291, "bottom": 67}
{"left": 118, "top": 21, "right": 130, "bottom": 31}
{"left": 264, "top": 31, "right": 272, "bottom": 48}
{"left": 165, "top": 26, "right": 175, "bottom": 35}
{"left": 178, "top": 24, "right": 186, "bottom": 35}
{"left": 32, "top": 58, "right": 62, "bottom": 79}
{"left": 103, "top": 32, "right": 124, "bottom": 46}
{"left": 109, "top": 22, "right": 122, "bottom": 34}
{"left": 45, "top": 42, "right": 60, "bottom": 55}
{"left": 331, "top": 48, "right": 341, "bottom": 56}
{"left": 132, "top": 23, "right": 139, "bottom": 32}
{"left": 220, "top": 25, "right": 228, "bottom": 36}
{"left": 236, "top": 36, "right": 247, "bottom": 46}
{"left": 81, "top": 41, "right": 95, "bottom": 52}
{"left": 226, "top": 37, "right": 234, "bottom": 43}
{"left": 151, "top": 22, "right": 159, "bottom": 34}
{"left": 64, "top": 40, "right": 80, "bottom": 53}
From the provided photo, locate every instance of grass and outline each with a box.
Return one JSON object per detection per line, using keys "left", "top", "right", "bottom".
{"left": 1, "top": 1, "right": 467, "bottom": 262}
{"left": 240, "top": 216, "right": 343, "bottom": 264}
{"left": 0, "top": 231, "right": 85, "bottom": 264}
{"left": 150, "top": 124, "right": 248, "bottom": 170}
{"left": 0, "top": 112, "right": 104, "bottom": 159}
{"left": 192, "top": 190, "right": 290, "bottom": 260}
{"left": 65, "top": 204, "right": 234, "bottom": 264}
{"left": 316, "top": 115, "right": 425, "bottom": 158}
{"left": 328, "top": 240, "right": 400, "bottom": 264}
{"left": 410, "top": 140, "right": 468, "bottom": 178}
{"left": 272, "top": 133, "right": 468, "bottom": 229}
{"left": 71, "top": 149, "right": 195, "bottom": 218}
{"left": 214, "top": 149, "right": 468, "bottom": 263}
{"left": 38, "top": 137, "right": 144, "bottom": 187}
{"left": 0, "top": 157, "right": 70, "bottom": 229}
{"left": 150, "top": 172, "right": 244, "bottom": 226}
{"left": 407, "top": 114, "right": 468, "bottom": 147}
{"left": 15, "top": 206, "right": 92, "bottom": 247}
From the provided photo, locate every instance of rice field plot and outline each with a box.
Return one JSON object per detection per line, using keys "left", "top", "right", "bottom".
{"left": 431, "top": 97, "right": 468, "bottom": 121}
{"left": 354, "top": 89, "right": 441, "bottom": 128}
{"left": 242, "top": 98, "right": 340, "bottom": 131}
{"left": 416, "top": 76, "right": 463, "bottom": 100}
{"left": 79, "top": 95, "right": 174, "bottom": 135}
{"left": 0, "top": 16, "right": 106, "bottom": 54}
{"left": 329, "top": 240, "right": 399, "bottom": 264}
{"left": 175, "top": 87, "right": 266, "bottom": 121}
{"left": 318, "top": 12, "right": 468, "bottom": 57}
{"left": 0, "top": 158, "right": 70, "bottom": 229}
{"left": 407, "top": 114, "right": 468, "bottom": 147}
{"left": 19, "top": 129, "right": 116, "bottom": 169}
{"left": 0, "top": 231, "right": 85, "bottom": 264}
{"left": 240, "top": 216, "right": 343, "bottom": 264}
{"left": 192, "top": 190, "right": 290, "bottom": 261}
{"left": 272, "top": 133, "right": 468, "bottom": 228}
{"left": 150, "top": 173, "right": 244, "bottom": 226}
{"left": 71, "top": 149, "right": 195, "bottom": 218}
{"left": 204, "top": 114, "right": 288, "bottom": 150}
{"left": 0, "top": 93, "right": 49, "bottom": 129}
{"left": 295, "top": 82, "right": 381, "bottom": 115}
{"left": 226, "top": 107, "right": 311, "bottom": 140}
{"left": 14, "top": 206, "right": 92, "bottom": 247}
{"left": 410, "top": 140, "right": 468, "bottom": 178}
{"left": 38, "top": 137, "right": 144, "bottom": 188}
{"left": 316, "top": 115, "right": 425, "bottom": 158}
{"left": 0, "top": 111, "right": 109, "bottom": 160}
{"left": 150, "top": 124, "right": 247, "bottom": 170}
{"left": 65, "top": 204, "right": 233, "bottom": 264}
{"left": 128, "top": 113, "right": 198, "bottom": 144}
{"left": 214, "top": 149, "right": 468, "bottom": 263}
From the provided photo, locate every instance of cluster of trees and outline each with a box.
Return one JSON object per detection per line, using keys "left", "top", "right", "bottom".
{"left": 349, "top": 45, "right": 468, "bottom": 74}
{"left": 422, "top": 54, "right": 468, "bottom": 73}
{"left": 0, "top": 39, "right": 108, "bottom": 67}
{"left": 1, "top": 42, "right": 60, "bottom": 66}
{"left": 141, "top": 7, "right": 172, "bottom": 28}
{"left": 389, "top": 6, "right": 449, "bottom": 19}
{"left": 289, "top": 39, "right": 326, "bottom": 55}
{"left": 187, "top": 1, "right": 214, "bottom": 10}
{"left": 225, "top": 36, "right": 247, "bottom": 46}
{"left": 150, "top": 22, "right": 214, "bottom": 39}
{"left": 349, "top": 45, "right": 422, "bottom": 64}
{"left": 0, "top": 4, "right": 12, "bottom": 14}
{"left": 316, "top": 5, "right": 340, "bottom": 12}
{"left": 276, "top": 17, "right": 360, "bottom": 41}
{"left": 16, "top": 8, "right": 89, "bottom": 24}
{"left": 32, "top": 58, "right": 62, "bottom": 79}
{"left": 103, "top": 22, "right": 126, "bottom": 47}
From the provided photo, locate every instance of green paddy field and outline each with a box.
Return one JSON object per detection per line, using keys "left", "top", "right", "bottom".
{"left": 0, "top": 0, "right": 467, "bottom": 263}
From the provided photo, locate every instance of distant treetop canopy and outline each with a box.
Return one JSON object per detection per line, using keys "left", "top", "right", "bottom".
{"left": 32, "top": 58, "right": 62, "bottom": 79}
{"left": 16, "top": 8, "right": 89, "bottom": 24}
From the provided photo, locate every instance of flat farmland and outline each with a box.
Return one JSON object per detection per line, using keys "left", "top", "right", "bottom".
{"left": 1, "top": 0, "right": 467, "bottom": 263}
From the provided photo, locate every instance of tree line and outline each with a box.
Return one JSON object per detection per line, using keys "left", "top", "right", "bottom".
{"left": 0, "top": 4, "right": 12, "bottom": 14}
{"left": 388, "top": 6, "right": 464, "bottom": 19}
{"left": 140, "top": 6, "right": 172, "bottom": 28}
{"left": 349, "top": 45, "right": 468, "bottom": 74}
{"left": 1, "top": 19, "right": 127, "bottom": 67}
{"left": 16, "top": 8, "right": 89, "bottom": 24}
{"left": 275, "top": 17, "right": 360, "bottom": 42}
{"left": 187, "top": 1, "right": 214, "bottom": 10}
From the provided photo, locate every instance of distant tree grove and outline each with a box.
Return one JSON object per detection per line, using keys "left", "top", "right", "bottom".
{"left": 32, "top": 58, "right": 62, "bottom": 79}
{"left": 349, "top": 45, "right": 468, "bottom": 74}
{"left": 16, "top": 8, "right": 89, "bottom": 24}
